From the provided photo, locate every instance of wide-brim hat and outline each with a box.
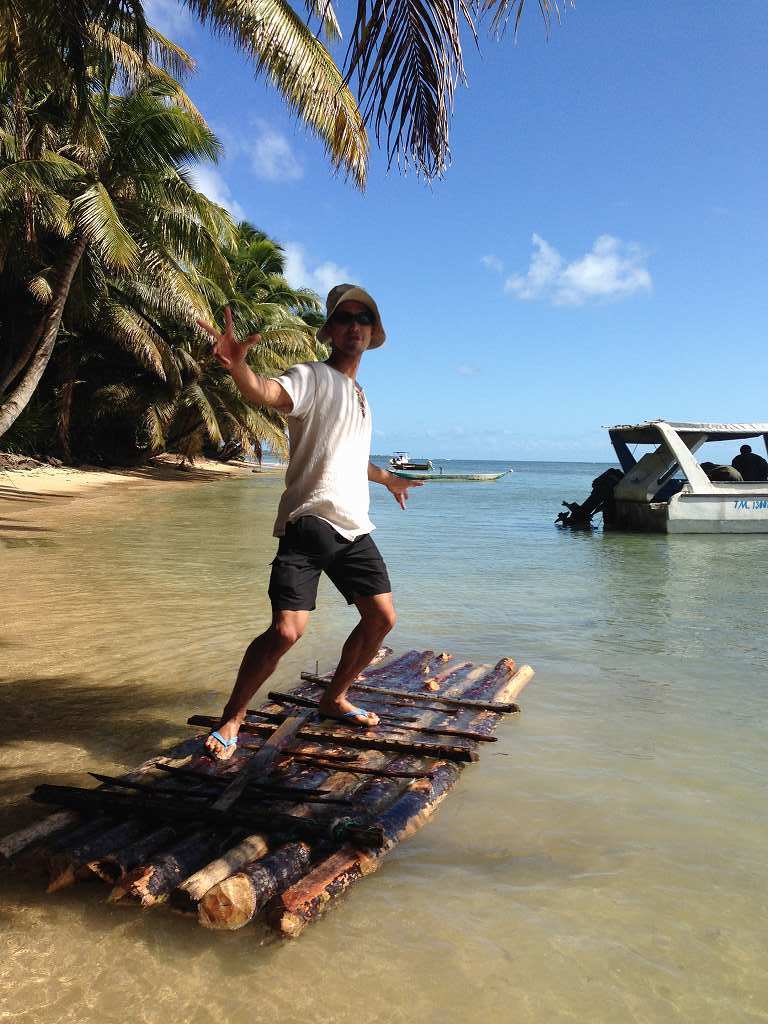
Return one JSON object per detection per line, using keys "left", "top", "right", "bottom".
{"left": 316, "top": 284, "right": 386, "bottom": 349}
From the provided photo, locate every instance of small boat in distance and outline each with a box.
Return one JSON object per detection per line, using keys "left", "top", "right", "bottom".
{"left": 393, "top": 469, "right": 512, "bottom": 482}
{"left": 389, "top": 451, "right": 433, "bottom": 471}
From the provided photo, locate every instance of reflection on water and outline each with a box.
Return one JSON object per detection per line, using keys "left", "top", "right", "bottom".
{"left": 1, "top": 462, "right": 767, "bottom": 1024}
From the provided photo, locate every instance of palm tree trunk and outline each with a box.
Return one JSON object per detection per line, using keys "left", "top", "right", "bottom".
{"left": 56, "top": 346, "right": 76, "bottom": 462}
{"left": 0, "top": 318, "right": 46, "bottom": 396}
{"left": 0, "top": 235, "right": 88, "bottom": 439}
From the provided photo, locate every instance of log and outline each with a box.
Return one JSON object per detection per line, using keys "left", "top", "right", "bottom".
{"left": 198, "top": 842, "right": 312, "bottom": 931}
{"left": 316, "top": 756, "right": 417, "bottom": 828}
{"left": 495, "top": 663, "right": 535, "bottom": 703}
{"left": 267, "top": 761, "right": 462, "bottom": 938}
{"left": 10, "top": 814, "right": 114, "bottom": 878}
{"left": 300, "top": 673, "right": 519, "bottom": 713}
{"left": 121, "top": 830, "right": 235, "bottom": 907}
{"left": 30, "top": 784, "right": 385, "bottom": 850}
{"left": 91, "top": 826, "right": 180, "bottom": 885}
{"left": 279, "top": 757, "right": 434, "bottom": 781}
{"left": 90, "top": 769, "right": 349, "bottom": 805}
{"left": 187, "top": 716, "right": 479, "bottom": 764}
{"left": 264, "top": 694, "right": 418, "bottom": 725}
{"left": 0, "top": 735, "right": 202, "bottom": 865}
{"left": 212, "top": 709, "right": 316, "bottom": 812}
{"left": 171, "top": 834, "right": 270, "bottom": 911}
{"left": 460, "top": 665, "right": 536, "bottom": 739}
{"left": 0, "top": 811, "right": 79, "bottom": 867}
{"left": 46, "top": 818, "right": 147, "bottom": 892}
{"left": 356, "top": 649, "right": 434, "bottom": 681}
{"left": 457, "top": 657, "right": 519, "bottom": 701}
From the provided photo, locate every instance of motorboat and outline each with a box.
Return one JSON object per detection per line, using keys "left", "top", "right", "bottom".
{"left": 557, "top": 421, "right": 768, "bottom": 533}
{"left": 389, "top": 452, "right": 433, "bottom": 471}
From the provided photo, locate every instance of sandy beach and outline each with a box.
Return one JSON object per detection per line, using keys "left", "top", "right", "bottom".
{"left": 0, "top": 453, "right": 283, "bottom": 526}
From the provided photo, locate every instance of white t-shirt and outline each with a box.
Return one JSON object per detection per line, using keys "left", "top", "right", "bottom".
{"left": 271, "top": 362, "right": 374, "bottom": 540}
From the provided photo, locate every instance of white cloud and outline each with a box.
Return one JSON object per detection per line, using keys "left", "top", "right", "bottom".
{"left": 283, "top": 243, "right": 355, "bottom": 298}
{"left": 143, "top": 0, "right": 195, "bottom": 39}
{"left": 189, "top": 166, "right": 245, "bottom": 221}
{"left": 505, "top": 233, "right": 652, "bottom": 306}
{"left": 481, "top": 254, "right": 503, "bottom": 274}
{"left": 457, "top": 364, "right": 480, "bottom": 376}
{"left": 249, "top": 120, "right": 303, "bottom": 182}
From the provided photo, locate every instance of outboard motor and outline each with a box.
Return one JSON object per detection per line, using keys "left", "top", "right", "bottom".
{"left": 555, "top": 468, "right": 624, "bottom": 529}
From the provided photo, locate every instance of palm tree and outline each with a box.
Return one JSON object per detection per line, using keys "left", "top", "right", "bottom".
{"left": 3, "top": 0, "right": 556, "bottom": 183}
{"left": 0, "top": 52, "right": 236, "bottom": 437}
{"left": 1, "top": 0, "right": 367, "bottom": 185}
{"left": 93, "top": 223, "right": 326, "bottom": 465}
{"left": 5, "top": 214, "right": 327, "bottom": 465}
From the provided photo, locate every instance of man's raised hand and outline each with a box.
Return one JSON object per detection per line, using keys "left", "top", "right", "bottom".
{"left": 197, "top": 306, "right": 261, "bottom": 370}
{"left": 386, "top": 475, "right": 424, "bottom": 510}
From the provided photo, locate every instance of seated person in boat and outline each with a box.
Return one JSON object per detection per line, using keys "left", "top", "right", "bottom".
{"left": 197, "top": 286, "right": 421, "bottom": 760}
{"left": 732, "top": 445, "right": 768, "bottom": 481}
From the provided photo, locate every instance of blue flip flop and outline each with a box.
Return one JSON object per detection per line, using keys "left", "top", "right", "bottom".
{"left": 320, "top": 705, "right": 378, "bottom": 728}
{"left": 206, "top": 729, "right": 238, "bottom": 760}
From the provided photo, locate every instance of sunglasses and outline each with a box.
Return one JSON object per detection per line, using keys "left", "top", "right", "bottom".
{"left": 331, "top": 310, "right": 375, "bottom": 327}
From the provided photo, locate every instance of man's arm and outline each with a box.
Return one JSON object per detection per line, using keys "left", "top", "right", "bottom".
{"left": 369, "top": 461, "right": 423, "bottom": 510}
{"left": 197, "top": 307, "right": 292, "bottom": 412}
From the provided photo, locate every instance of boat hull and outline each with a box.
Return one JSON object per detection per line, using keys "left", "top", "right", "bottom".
{"left": 668, "top": 492, "right": 768, "bottom": 533}
{"left": 609, "top": 491, "right": 768, "bottom": 533}
{"left": 393, "top": 471, "right": 508, "bottom": 482}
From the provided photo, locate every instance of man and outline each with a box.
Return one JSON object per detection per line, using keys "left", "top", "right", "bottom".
{"left": 732, "top": 444, "right": 768, "bottom": 482}
{"left": 197, "top": 285, "right": 421, "bottom": 760}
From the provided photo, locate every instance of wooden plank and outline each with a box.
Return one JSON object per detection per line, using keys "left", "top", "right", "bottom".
{"left": 187, "top": 716, "right": 479, "bottom": 764}
{"left": 211, "top": 709, "right": 316, "bottom": 813}
{"left": 261, "top": 693, "right": 498, "bottom": 742}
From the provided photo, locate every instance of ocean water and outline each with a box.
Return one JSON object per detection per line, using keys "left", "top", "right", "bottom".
{"left": 1, "top": 460, "right": 766, "bottom": 1024}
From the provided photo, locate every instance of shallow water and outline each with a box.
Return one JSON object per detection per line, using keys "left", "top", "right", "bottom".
{"left": 1, "top": 462, "right": 766, "bottom": 1024}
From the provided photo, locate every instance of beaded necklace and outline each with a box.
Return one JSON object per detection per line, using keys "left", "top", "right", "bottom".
{"left": 354, "top": 381, "right": 367, "bottom": 418}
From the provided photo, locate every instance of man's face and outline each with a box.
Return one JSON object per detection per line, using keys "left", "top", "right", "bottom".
{"left": 326, "top": 300, "right": 373, "bottom": 358}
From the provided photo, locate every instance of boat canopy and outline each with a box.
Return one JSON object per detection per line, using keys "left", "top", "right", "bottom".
{"left": 608, "top": 421, "right": 768, "bottom": 444}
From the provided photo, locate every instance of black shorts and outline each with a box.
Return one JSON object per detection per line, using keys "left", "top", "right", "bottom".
{"left": 268, "top": 515, "right": 392, "bottom": 612}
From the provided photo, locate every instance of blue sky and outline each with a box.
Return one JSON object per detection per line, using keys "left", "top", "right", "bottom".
{"left": 147, "top": 0, "right": 767, "bottom": 460}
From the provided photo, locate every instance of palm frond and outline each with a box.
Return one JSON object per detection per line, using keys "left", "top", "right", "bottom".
{"left": 304, "top": 0, "right": 342, "bottom": 42}
{"left": 102, "top": 301, "right": 167, "bottom": 378}
{"left": 88, "top": 25, "right": 204, "bottom": 120}
{"left": 478, "top": 0, "right": 559, "bottom": 39}
{"left": 345, "top": 0, "right": 470, "bottom": 178}
{"left": 180, "top": 380, "right": 223, "bottom": 445}
{"left": 189, "top": 0, "right": 368, "bottom": 187}
{"left": 27, "top": 273, "right": 53, "bottom": 304}
{"left": 71, "top": 181, "right": 140, "bottom": 269}
{"left": 0, "top": 153, "right": 84, "bottom": 208}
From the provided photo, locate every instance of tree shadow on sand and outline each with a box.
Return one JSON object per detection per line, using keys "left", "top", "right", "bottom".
{"left": 0, "top": 671, "right": 297, "bottom": 966}
{"left": 0, "top": 673, "right": 219, "bottom": 836}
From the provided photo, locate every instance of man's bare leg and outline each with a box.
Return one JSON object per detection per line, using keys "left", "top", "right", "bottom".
{"left": 317, "top": 593, "right": 397, "bottom": 727}
{"left": 205, "top": 608, "right": 309, "bottom": 759}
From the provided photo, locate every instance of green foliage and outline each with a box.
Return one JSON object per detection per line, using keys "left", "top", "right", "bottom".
{"left": 0, "top": 36, "right": 325, "bottom": 465}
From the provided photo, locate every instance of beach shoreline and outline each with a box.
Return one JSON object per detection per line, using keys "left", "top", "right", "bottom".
{"left": 0, "top": 452, "right": 284, "bottom": 526}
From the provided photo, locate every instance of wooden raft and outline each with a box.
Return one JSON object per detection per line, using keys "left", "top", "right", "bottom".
{"left": 0, "top": 649, "right": 534, "bottom": 938}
